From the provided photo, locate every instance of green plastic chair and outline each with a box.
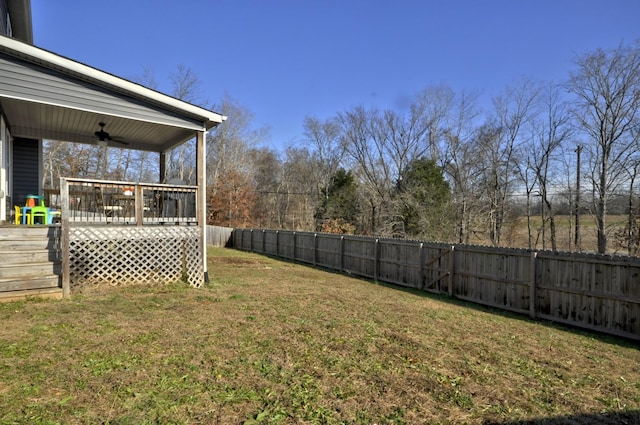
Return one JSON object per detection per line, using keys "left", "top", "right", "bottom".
{"left": 29, "top": 205, "right": 48, "bottom": 225}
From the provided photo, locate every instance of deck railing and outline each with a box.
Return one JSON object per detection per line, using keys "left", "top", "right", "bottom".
{"left": 55, "top": 177, "right": 198, "bottom": 226}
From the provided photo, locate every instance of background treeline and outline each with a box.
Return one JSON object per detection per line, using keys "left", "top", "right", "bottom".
{"left": 43, "top": 41, "right": 640, "bottom": 255}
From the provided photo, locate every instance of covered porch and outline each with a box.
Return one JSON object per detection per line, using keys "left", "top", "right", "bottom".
{"left": 0, "top": 35, "right": 225, "bottom": 296}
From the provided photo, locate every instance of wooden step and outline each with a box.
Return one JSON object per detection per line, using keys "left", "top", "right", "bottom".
{"left": 0, "top": 225, "right": 60, "bottom": 238}
{"left": 0, "top": 249, "right": 61, "bottom": 264}
{"left": 0, "top": 262, "right": 62, "bottom": 278}
{"left": 0, "top": 226, "right": 60, "bottom": 251}
{"left": 0, "top": 287, "right": 63, "bottom": 302}
{"left": 0, "top": 274, "right": 61, "bottom": 292}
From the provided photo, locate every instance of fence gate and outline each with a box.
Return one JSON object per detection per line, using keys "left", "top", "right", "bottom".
{"left": 421, "top": 245, "right": 453, "bottom": 295}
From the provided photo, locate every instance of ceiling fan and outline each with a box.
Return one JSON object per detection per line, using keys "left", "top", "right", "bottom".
{"left": 94, "top": 122, "right": 129, "bottom": 146}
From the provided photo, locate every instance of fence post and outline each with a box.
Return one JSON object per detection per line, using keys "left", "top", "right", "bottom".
{"left": 293, "top": 232, "right": 297, "bottom": 261}
{"left": 262, "top": 229, "right": 266, "bottom": 253}
{"left": 340, "top": 236, "right": 345, "bottom": 272}
{"left": 313, "top": 233, "right": 317, "bottom": 266}
{"left": 530, "top": 251, "right": 538, "bottom": 319}
{"left": 250, "top": 229, "right": 253, "bottom": 252}
{"left": 449, "top": 245, "right": 455, "bottom": 297}
{"left": 374, "top": 238, "right": 379, "bottom": 281}
{"left": 419, "top": 243, "right": 425, "bottom": 290}
{"left": 276, "top": 230, "right": 279, "bottom": 257}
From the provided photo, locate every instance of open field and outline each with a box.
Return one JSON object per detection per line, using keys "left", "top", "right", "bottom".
{"left": 466, "top": 215, "right": 631, "bottom": 254}
{"left": 0, "top": 248, "right": 639, "bottom": 424}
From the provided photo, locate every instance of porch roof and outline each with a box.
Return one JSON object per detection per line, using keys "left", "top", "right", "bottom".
{"left": 0, "top": 35, "right": 226, "bottom": 152}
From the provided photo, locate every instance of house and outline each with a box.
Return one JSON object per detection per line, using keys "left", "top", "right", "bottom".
{"left": 0, "top": 0, "right": 225, "bottom": 299}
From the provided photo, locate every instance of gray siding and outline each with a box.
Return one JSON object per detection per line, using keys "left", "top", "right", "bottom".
{"left": 0, "top": 55, "right": 202, "bottom": 132}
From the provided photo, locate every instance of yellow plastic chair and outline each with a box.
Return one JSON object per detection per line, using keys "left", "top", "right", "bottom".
{"left": 14, "top": 205, "right": 23, "bottom": 225}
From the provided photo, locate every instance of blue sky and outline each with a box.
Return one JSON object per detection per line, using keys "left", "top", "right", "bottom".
{"left": 32, "top": 0, "right": 640, "bottom": 151}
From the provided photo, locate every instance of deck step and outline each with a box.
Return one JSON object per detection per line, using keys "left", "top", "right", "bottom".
{"left": 0, "top": 287, "right": 63, "bottom": 302}
{"left": 0, "top": 249, "right": 61, "bottom": 264}
{"left": 0, "top": 226, "right": 63, "bottom": 300}
{"left": 0, "top": 262, "right": 62, "bottom": 278}
{"left": 0, "top": 274, "right": 61, "bottom": 292}
{"left": 0, "top": 225, "right": 60, "bottom": 238}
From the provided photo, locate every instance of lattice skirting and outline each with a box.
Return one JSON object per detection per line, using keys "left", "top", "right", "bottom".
{"left": 69, "top": 226, "right": 203, "bottom": 291}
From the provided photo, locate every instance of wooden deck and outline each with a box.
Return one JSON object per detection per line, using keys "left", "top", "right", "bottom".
{"left": 2, "top": 178, "right": 206, "bottom": 299}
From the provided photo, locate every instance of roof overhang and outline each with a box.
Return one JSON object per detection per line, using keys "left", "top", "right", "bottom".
{"left": 0, "top": 34, "right": 226, "bottom": 152}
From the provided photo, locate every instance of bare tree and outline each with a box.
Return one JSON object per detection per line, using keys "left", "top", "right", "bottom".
{"left": 249, "top": 147, "right": 283, "bottom": 228}
{"left": 339, "top": 87, "right": 456, "bottom": 236}
{"left": 441, "top": 90, "right": 481, "bottom": 243}
{"left": 567, "top": 41, "right": 640, "bottom": 253}
{"left": 166, "top": 64, "right": 208, "bottom": 183}
{"left": 484, "top": 77, "right": 541, "bottom": 245}
{"left": 207, "top": 94, "right": 268, "bottom": 190}
{"left": 302, "top": 116, "right": 344, "bottom": 228}
{"left": 42, "top": 141, "right": 68, "bottom": 188}
{"left": 338, "top": 106, "right": 391, "bottom": 234}
{"left": 280, "top": 147, "right": 316, "bottom": 230}
{"left": 525, "top": 82, "right": 573, "bottom": 250}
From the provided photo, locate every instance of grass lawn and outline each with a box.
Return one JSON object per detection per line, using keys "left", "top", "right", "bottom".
{"left": 0, "top": 248, "right": 638, "bottom": 424}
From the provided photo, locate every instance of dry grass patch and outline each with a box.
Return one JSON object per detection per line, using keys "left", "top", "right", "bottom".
{"left": 0, "top": 247, "right": 638, "bottom": 424}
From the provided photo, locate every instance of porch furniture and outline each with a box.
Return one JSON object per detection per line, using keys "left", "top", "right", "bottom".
{"left": 21, "top": 207, "right": 30, "bottom": 224}
{"left": 95, "top": 187, "right": 122, "bottom": 218}
{"left": 29, "top": 205, "right": 48, "bottom": 225}
{"left": 13, "top": 205, "right": 23, "bottom": 225}
{"left": 48, "top": 209, "right": 62, "bottom": 224}
{"left": 111, "top": 194, "right": 135, "bottom": 217}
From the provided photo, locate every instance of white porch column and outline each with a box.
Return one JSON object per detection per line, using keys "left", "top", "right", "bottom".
{"left": 0, "top": 115, "right": 6, "bottom": 223}
{"left": 196, "top": 129, "right": 208, "bottom": 282}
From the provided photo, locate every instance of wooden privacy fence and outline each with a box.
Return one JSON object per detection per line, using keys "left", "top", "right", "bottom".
{"left": 232, "top": 229, "right": 640, "bottom": 341}
{"left": 206, "top": 226, "right": 233, "bottom": 247}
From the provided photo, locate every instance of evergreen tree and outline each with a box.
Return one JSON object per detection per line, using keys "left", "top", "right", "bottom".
{"left": 316, "top": 168, "right": 360, "bottom": 234}
{"left": 396, "top": 158, "right": 453, "bottom": 240}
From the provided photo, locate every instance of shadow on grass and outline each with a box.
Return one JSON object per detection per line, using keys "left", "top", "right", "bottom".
{"left": 224, "top": 248, "right": 638, "bottom": 349}
{"left": 370, "top": 276, "right": 640, "bottom": 350}
{"left": 483, "top": 410, "right": 640, "bottom": 425}
{"left": 274, "top": 255, "right": 640, "bottom": 350}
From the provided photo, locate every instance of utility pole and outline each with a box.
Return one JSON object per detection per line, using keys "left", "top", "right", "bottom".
{"left": 574, "top": 145, "right": 582, "bottom": 251}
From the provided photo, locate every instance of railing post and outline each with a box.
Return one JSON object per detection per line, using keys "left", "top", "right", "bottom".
{"left": 60, "top": 177, "right": 71, "bottom": 298}
{"left": 135, "top": 184, "right": 143, "bottom": 226}
{"left": 530, "top": 251, "right": 538, "bottom": 319}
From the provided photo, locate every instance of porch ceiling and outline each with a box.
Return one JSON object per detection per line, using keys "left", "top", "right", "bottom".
{"left": 0, "top": 35, "right": 225, "bottom": 152}
{"left": 1, "top": 97, "right": 203, "bottom": 152}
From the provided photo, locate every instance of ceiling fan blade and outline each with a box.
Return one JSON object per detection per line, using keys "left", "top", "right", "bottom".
{"left": 111, "top": 139, "right": 130, "bottom": 146}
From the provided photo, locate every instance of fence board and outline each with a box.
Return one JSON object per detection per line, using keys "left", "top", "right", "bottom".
{"left": 316, "top": 235, "right": 342, "bottom": 269}
{"left": 206, "top": 226, "right": 233, "bottom": 247}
